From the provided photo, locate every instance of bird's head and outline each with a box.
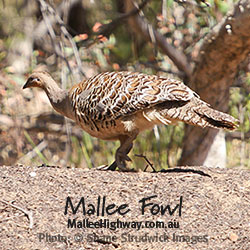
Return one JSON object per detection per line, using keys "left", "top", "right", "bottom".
{"left": 23, "top": 71, "right": 53, "bottom": 90}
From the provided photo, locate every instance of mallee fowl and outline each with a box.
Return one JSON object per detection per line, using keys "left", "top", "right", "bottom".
{"left": 23, "top": 71, "right": 238, "bottom": 170}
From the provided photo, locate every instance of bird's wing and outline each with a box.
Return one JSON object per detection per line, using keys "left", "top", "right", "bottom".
{"left": 72, "top": 71, "right": 196, "bottom": 121}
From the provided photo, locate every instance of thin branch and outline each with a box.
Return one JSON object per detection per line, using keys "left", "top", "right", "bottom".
{"left": 160, "top": 167, "right": 211, "bottom": 177}
{"left": 135, "top": 154, "right": 156, "bottom": 172}
{"left": 1, "top": 200, "right": 34, "bottom": 229}
{"left": 38, "top": 0, "right": 73, "bottom": 73}
{"left": 61, "top": 66, "right": 72, "bottom": 167}
{"left": 138, "top": 61, "right": 184, "bottom": 77}
{"left": 0, "top": 214, "right": 24, "bottom": 223}
{"left": 124, "top": 0, "right": 192, "bottom": 80}
{"left": 92, "top": 233, "right": 119, "bottom": 248}
{"left": 97, "top": 0, "right": 151, "bottom": 38}
{"left": 166, "top": 127, "right": 176, "bottom": 168}
{"left": 38, "top": 0, "right": 84, "bottom": 78}
{"left": 18, "top": 140, "right": 48, "bottom": 163}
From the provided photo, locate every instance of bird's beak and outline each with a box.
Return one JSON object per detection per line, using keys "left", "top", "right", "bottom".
{"left": 23, "top": 79, "right": 31, "bottom": 89}
{"left": 23, "top": 77, "right": 39, "bottom": 89}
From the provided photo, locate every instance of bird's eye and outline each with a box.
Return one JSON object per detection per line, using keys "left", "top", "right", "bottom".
{"left": 30, "top": 77, "right": 40, "bottom": 82}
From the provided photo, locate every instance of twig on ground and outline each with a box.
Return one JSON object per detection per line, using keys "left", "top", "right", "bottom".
{"left": 1, "top": 200, "right": 34, "bottom": 229}
{"left": 160, "top": 168, "right": 211, "bottom": 177}
{"left": 92, "top": 232, "right": 119, "bottom": 248}
{"left": 0, "top": 214, "right": 24, "bottom": 223}
{"left": 135, "top": 154, "right": 156, "bottom": 172}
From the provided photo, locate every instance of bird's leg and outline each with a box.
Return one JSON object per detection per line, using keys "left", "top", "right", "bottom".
{"left": 106, "top": 144, "right": 133, "bottom": 171}
{"left": 97, "top": 141, "right": 133, "bottom": 171}
{"left": 115, "top": 130, "right": 138, "bottom": 171}
{"left": 114, "top": 142, "right": 133, "bottom": 171}
{"left": 101, "top": 131, "right": 138, "bottom": 171}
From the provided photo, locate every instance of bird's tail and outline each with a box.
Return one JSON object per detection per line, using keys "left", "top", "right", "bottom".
{"left": 194, "top": 104, "right": 239, "bottom": 130}
{"left": 157, "top": 99, "right": 239, "bottom": 130}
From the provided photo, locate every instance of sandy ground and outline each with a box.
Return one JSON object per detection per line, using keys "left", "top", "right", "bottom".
{"left": 0, "top": 165, "right": 249, "bottom": 250}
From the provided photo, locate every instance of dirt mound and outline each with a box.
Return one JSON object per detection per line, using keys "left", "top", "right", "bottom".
{"left": 0, "top": 165, "right": 249, "bottom": 249}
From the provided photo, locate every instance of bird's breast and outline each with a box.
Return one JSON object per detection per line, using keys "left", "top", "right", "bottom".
{"left": 73, "top": 109, "right": 162, "bottom": 141}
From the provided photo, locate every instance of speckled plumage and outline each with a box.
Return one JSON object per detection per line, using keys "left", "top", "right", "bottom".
{"left": 23, "top": 71, "right": 239, "bottom": 170}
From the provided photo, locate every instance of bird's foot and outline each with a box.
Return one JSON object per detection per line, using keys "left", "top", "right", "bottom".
{"left": 96, "top": 164, "right": 112, "bottom": 171}
{"left": 96, "top": 162, "right": 135, "bottom": 172}
{"left": 96, "top": 151, "right": 132, "bottom": 171}
{"left": 96, "top": 161, "right": 118, "bottom": 171}
{"left": 96, "top": 140, "right": 134, "bottom": 171}
{"left": 115, "top": 150, "right": 132, "bottom": 171}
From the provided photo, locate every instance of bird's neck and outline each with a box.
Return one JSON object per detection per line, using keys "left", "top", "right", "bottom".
{"left": 44, "top": 84, "right": 75, "bottom": 120}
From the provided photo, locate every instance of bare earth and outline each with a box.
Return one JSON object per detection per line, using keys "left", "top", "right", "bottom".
{"left": 0, "top": 165, "right": 249, "bottom": 250}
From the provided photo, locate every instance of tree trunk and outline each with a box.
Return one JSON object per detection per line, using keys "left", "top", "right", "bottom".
{"left": 179, "top": 0, "right": 250, "bottom": 166}
{"left": 124, "top": 0, "right": 250, "bottom": 167}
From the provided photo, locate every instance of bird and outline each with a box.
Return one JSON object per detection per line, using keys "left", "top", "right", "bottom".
{"left": 23, "top": 71, "right": 239, "bottom": 171}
